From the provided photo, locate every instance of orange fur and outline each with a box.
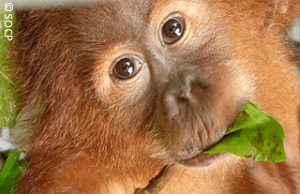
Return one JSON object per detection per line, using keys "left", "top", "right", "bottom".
{"left": 12, "top": 0, "right": 299, "bottom": 193}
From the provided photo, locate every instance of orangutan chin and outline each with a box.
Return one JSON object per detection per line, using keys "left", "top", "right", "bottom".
{"left": 12, "top": 0, "right": 300, "bottom": 193}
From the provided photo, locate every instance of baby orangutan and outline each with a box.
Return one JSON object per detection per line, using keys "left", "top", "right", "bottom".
{"left": 12, "top": 0, "right": 300, "bottom": 193}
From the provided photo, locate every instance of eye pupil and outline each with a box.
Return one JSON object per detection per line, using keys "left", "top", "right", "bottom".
{"left": 114, "top": 58, "right": 136, "bottom": 79}
{"left": 168, "top": 23, "right": 180, "bottom": 37}
{"left": 162, "top": 18, "right": 183, "bottom": 43}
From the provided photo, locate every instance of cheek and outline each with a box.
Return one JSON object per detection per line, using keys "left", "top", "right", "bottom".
{"left": 204, "top": 72, "right": 245, "bottom": 122}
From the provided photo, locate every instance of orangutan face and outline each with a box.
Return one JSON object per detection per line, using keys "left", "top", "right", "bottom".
{"left": 86, "top": 0, "right": 252, "bottom": 164}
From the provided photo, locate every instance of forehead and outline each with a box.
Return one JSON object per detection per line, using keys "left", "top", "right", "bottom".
{"left": 73, "top": 0, "right": 152, "bottom": 44}
{"left": 72, "top": 0, "right": 208, "bottom": 45}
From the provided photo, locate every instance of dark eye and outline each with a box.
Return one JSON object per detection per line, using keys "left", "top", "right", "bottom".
{"left": 113, "top": 57, "right": 141, "bottom": 79}
{"left": 162, "top": 17, "right": 184, "bottom": 44}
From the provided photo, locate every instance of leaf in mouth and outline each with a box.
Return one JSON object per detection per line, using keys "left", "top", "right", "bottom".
{"left": 204, "top": 101, "right": 286, "bottom": 163}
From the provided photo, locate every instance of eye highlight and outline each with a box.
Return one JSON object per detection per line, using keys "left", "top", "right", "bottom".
{"left": 113, "top": 57, "right": 141, "bottom": 79}
{"left": 161, "top": 17, "right": 184, "bottom": 44}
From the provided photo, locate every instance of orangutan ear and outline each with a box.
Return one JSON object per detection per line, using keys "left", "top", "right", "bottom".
{"left": 272, "top": 0, "right": 300, "bottom": 27}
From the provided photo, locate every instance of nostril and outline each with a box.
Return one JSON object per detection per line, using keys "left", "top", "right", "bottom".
{"left": 178, "top": 88, "right": 191, "bottom": 102}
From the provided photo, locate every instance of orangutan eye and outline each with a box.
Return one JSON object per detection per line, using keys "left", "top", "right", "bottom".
{"left": 113, "top": 57, "right": 142, "bottom": 79}
{"left": 161, "top": 17, "right": 184, "bottom": 44}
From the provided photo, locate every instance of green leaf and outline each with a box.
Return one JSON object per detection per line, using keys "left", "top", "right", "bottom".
{"left": 0, "top": 6, "right": 19, "bottom": 128}
{"left": 204, "top": 101, "right": 286, "bottom": 163}
{"left": 0, "top": 150, "right": 28, "bottom": 194}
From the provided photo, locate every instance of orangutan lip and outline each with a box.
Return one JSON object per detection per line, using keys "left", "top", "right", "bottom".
{"left": 178, "top": 121, "right": 237, "bottom": 167}
{"left": 179, "top": 152, "right": 226, "bottom": 166}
